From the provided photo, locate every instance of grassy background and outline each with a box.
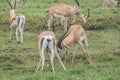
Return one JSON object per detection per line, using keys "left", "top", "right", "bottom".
{"left": 0, "top": 0, "right": 120, "bottom": 80}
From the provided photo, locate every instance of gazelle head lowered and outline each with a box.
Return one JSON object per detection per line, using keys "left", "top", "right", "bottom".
{"left": 57, "top": 25, "right": 92, "bottom": 65}
{"left": 47, "top": 0, "right": 90, "bottom": 32}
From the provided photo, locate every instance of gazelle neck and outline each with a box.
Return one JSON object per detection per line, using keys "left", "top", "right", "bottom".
{"left": 10, "top": 9, "right": 16, "bottom": 18}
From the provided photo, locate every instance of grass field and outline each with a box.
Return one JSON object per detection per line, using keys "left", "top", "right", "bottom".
{"left": 0, "top": 0, "right": 120, "bottom": 80}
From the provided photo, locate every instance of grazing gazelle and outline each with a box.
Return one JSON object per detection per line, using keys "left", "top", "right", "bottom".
{"left": 103, "top": 0, "right": 118, "bottom": 9}
{"left": 57, "top": 25, "right": 92, "bottom": 65}
{"left": 36, "top": 31, "right": 66, "bottom": 73}
{"left": 47, "top": 0, "right": 90, "bottom": 32}
{"left": 7, "top": 0, "right": 25, "bottom": 43}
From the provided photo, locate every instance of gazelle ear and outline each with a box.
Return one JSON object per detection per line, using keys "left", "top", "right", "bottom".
{"left": 7, "top": 0, "right": 13, "bottom": 9}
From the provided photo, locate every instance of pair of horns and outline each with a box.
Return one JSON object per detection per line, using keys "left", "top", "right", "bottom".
{"left": 7, "top": 0, "right": 16, "bottom": 9}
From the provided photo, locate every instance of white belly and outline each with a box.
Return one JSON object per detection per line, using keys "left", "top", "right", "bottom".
{"left": 53, "top": 13, "right": 64, "bottom": 18}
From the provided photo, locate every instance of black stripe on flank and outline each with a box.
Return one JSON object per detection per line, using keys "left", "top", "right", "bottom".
{"left": 18, "top": 17, "right": 21, "bottom": 25}
{"left": 57, "top": 30, "right": 70, "bottom": 49}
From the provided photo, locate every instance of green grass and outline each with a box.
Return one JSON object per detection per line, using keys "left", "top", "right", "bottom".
{"left": 0, "top": 0, "right": 120, "bottom": 80}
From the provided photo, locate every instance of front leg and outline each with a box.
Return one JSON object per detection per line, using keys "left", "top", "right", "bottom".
{"left": 16, "top": 27, "right": 19, "bottom": 42}
{"left": 72, "top": 45, "right": 76, "bottom": 64}
{"left": 47, "top": 16, "right": 53, "bottom": 30}
{"left": 63, "top": 17, "right": 68, "bottom": 32}
{"left": 50, "top": 51, "right": 55, "bottom": 73}
{"left": 64, "top": 50, "right": 68, "bottom": 65}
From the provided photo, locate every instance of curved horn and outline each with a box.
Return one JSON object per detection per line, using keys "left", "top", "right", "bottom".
{"left": 14, "top": 0, "right": 16, "bottom": 9}
{"left": 57, "top": 30, "right": 70, "bottom": 49}
{"left": 7, "top": 0, "right": 13, "bottom": 9}
{"left": 75, "top": 0, "right": 80, "bottom": 7}
{"left": 86, "top": 8, "right": 90, "bottom": 19}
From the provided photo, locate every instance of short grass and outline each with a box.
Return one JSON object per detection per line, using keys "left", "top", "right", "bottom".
{"left": 0, "top": 0, "right": 120, "bottom": 80}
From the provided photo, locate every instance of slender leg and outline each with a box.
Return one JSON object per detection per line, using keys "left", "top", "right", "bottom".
{"left": 63, "top": 17, "right": 68, "bottom": 32}
{"left": 20, "top": 30, "right": 23, "bottom": 43}
{"left": 47, "top": 16, "right": 53, "bottom": 30}
{"left": 36, "top": 41, "right": 43, "bottom": 72}
{"left": 21, "top": 21, "right": 25, "bottom": 43}
{"left": 64, "top": 50, "right": 68, "bottom": 64}
{"left": 36, "top": 58, "right": 41, "bottom": 72}
{"left": 72, "top": 46, "right": 76, "bottom": 64}
{"left": 20, "top": 18, "right": 25, "bottom": 43}
{"left": 41, "top": 52, "right": 45, "bottom": 71}
{"left": 79, "top": 41, "right": 92, "bottom": 65}
{"left": 18, "top": 22, "right": 22, "bottom": 43}
{"left": 62, "top": 43, "right": 70, "bottom": 64}
{"left": 55, "top": 46, "right": 66, "bottom": 70}
{"left": 40, "top": 39, "right": 48, "bottom": 71}
{"left": 50, "top": 51, "right": 55, "bottom": 73}
{"left": 9, "top": 25, "right": 13, "bottom": 41}
{"left": 84, "top": 39, "right": 93, "bottom": 65}
{"left": 79, "top": 42, "right": 86, "bottom": 56}
{"left": 16, "top": 27, "right": 19, "bottom": 42}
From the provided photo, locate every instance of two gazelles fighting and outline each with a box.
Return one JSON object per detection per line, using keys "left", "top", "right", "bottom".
{"left": 7, "top": 0, "right": 25, "bottom": 43}
{"left": 47, "top": 0, "right": 90, "bottom": 32}
{"left": 36, "top": 25, "right": 93, "bottom": 73}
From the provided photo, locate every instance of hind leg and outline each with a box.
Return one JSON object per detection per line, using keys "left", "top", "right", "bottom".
{"left": 55, "top": 46, "right": 66, "bottom": 70}
{"left": 82, "top": 39, "right": 92, "bottom": 65}
{"left": 50, "top": 51, "right": 55, "bottom": 73}
{"left": 72, "top": 46, "right": 76, "bottom": 64}
{"left": 79, "top": 39, "right": 92, "bottom": 65}
{"left": 36, "top": 57, "right": 41, "bottom": 72}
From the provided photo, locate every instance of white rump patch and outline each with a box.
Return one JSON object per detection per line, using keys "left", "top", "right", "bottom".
{"left": 42, "top": 35, "right": 54, "bottom": 52}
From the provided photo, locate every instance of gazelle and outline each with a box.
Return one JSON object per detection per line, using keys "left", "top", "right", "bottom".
{"left": 47, "top": 0, "right": 90, "bottom": 32}
{"left": 7, "top": 0, "right": 25, "bottom": 43}
{"left": 57, "top": 25, "right": 92, "bottom": 65}
{"left": 36, "top": 31, "right": 66, "bottom": 73}
{"left": 103, "top": 0, "right": 118, "bottom": 9}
